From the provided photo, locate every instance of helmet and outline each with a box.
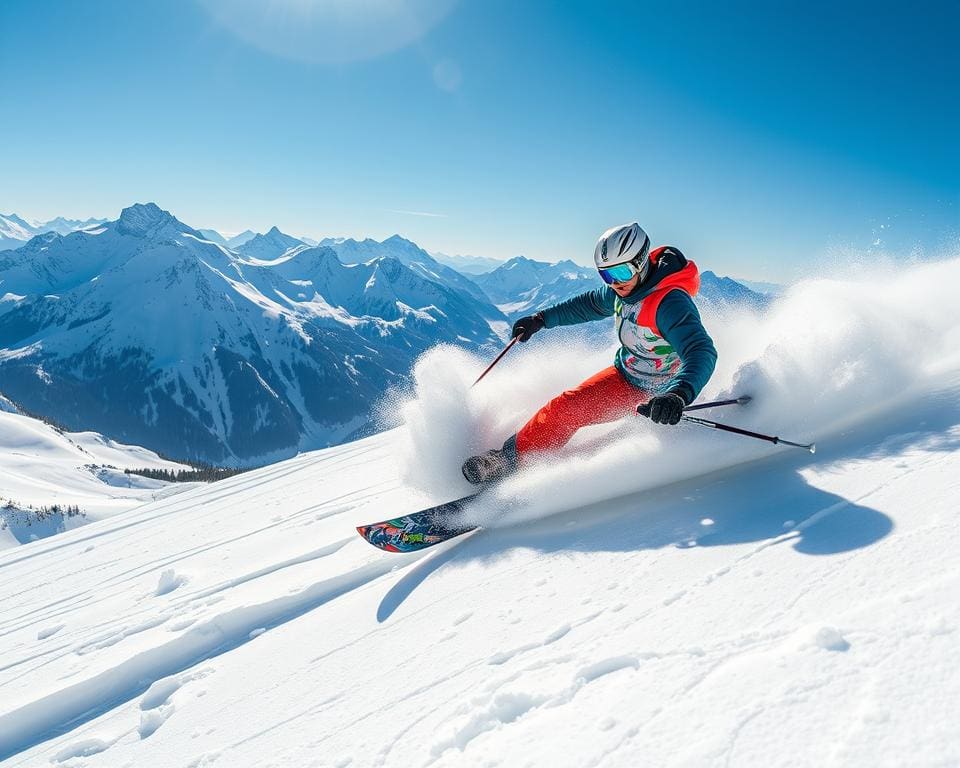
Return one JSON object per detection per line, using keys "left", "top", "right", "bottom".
{"left": 594, "top": 222, "right": 651, "bottom": 282}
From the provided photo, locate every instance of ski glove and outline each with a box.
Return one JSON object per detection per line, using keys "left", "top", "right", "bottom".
{"left": 641, "top": 392, "right": 686, "bottom": 425}
{"left": 512, "top": 312, "right": 545, "bottom": 343}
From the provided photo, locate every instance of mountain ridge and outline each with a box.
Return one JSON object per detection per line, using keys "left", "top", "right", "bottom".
{"left": 0, "top": 204, "right": 503, "bottom": 466}
{"left": 0, "top": 213, "right": 108, "bottom": 250}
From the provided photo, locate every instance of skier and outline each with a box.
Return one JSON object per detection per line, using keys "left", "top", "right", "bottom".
{"left": 462, "top": 222, "right": 718, "bottom": 484}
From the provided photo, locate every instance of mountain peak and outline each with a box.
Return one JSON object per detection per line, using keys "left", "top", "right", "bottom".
{"left": 235, "top": 227, "right": 304, "bottom": 260}
{"left": 254, "top": 226, "right": 300, "bottom": 243}
{"left": 382, "top": 234, "right": 432, "bottom": 256}
{"left": 117, "top": 203, "right": 178, "bottom": 237}
{"left": 502, "top": 255, "right": 535, "bottom": 269}
{"left": 32, "top": 231, "right": 61, "bottom": 246}
{"left": 2, "top": 213, "right": 34, "bottom": 229}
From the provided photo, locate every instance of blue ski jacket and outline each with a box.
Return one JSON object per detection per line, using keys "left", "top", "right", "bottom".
{"left": 540, "top": 246, "right": 718, "bottom": 405}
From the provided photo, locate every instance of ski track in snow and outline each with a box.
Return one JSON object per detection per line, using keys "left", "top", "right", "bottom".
{"left": 0, "top": 557, "right": 405, "bottom": 758}
{"left": 0, "top": 436, "right": 425, "bottom": 761}
{"left": 1, "top": 415, "right": 958, "bottom": 766}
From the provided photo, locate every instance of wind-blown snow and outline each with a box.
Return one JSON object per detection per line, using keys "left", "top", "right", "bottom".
{"left": 0, "top": 256, "right": 957, "bottom": 766}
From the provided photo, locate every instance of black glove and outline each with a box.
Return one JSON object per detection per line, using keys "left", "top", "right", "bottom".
{"left": 512, "top": 312, "right": 545, "bottom": 342}
{"left": 639, "top": 392, "right": 686, "bottom": 425}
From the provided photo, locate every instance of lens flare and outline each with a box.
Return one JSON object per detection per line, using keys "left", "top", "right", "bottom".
{"left": 199, "top": 0, "right": 458, "bottom": 63}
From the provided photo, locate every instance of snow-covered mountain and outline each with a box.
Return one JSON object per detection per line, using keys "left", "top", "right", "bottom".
{"left": 0, "top": 213, "right": 107, "bottom": 250}
{"left": 0, "top": 396, "right": 193, "bottom": 548}
{"left": 196, "top": 229, "right": 228, "bottom": 246}
{"left": 0, "top": 214, "right": 37, "bottom": 245}
{"left": 36, "top": 216, "right": 108, "bottom": 235}
{"left": 736, "top": 277, "right": 785, "bottom": 296}
{"left": 473, "top": 255, "right": 597, "bottom": 317}
{"left": 0, "top": 256, "right": 956, "bottom": 767}
{"left": 225, "top": 230, "right": 257, "bottom": 250}
{"left": 322, "top": 234, "right": 502, "bottom": 318}
{"left": 698, "top": 270, "right": 772, "bottom": 312}
{"left": 432, "top": 250, "right": 505, "bottom": 275}
{"left": 0, "top": 203, "right": 503, "bottom": 466}
{"left": 234, "top": 226, "right": 306, "bottom": 261}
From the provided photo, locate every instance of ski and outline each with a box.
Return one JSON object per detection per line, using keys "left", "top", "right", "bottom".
{"left": 356, "top": 492, "right": 483, "bottom": 552}
{"left": 362, "top": 397, "right": 756, "bottom": 553}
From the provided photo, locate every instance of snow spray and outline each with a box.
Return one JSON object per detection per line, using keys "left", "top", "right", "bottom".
{"left": 388, "top": 256, "right": 960, "bottom": 527}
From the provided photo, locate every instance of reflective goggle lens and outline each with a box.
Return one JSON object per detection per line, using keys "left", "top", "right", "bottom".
{"left": 598, "top": 262, "right": 637, "bottom": 285}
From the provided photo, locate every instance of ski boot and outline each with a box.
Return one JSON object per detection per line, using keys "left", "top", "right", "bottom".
{"left": 461, "top": 435, "right": 519, "bottom": 485}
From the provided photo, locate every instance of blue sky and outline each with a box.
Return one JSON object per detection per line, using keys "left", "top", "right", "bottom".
{"left": 1, "top": 1, "right": 956, "bottom": 281}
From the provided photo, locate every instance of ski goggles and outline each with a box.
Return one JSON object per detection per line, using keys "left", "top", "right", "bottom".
{"left": 598, "top": 261, "right": 640, "bottom": 285}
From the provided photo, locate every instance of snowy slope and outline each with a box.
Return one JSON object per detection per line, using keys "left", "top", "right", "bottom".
{"left": 0, "top": 214, "right": 36, "bottom": 248}
{"left": 0, "top": 258, "right": 958, "bottom": 767}
{"left": 0, "top": 402, "right": 194, "bottom": 549}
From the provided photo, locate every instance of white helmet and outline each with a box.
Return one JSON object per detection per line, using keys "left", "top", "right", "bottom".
{"left": 594, "top": 222, "right": 651, "bottom": 279}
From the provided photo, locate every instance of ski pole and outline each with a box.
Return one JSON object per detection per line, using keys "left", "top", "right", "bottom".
{"left": 635, "top": 395, "right": 751, "bottom": 416}
{"left": 683, "top": 395, "right": 752, "bottom": 412}
{"left": 680, "top": 414, "right": 816, "bottom": 453}
{"left": 473, "top": 335, "right": 521, "bottom": 386}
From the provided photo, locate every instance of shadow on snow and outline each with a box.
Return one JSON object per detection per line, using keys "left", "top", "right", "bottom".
{"left": 378, "top": 386, "right": 960, "bottom": 621}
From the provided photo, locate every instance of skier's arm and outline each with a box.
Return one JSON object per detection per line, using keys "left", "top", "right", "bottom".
{"left": 540, "top": 287, "right": 616, "bottom": 328}
{"left": 656, "top": 290, "right": 718, "bottom": 405}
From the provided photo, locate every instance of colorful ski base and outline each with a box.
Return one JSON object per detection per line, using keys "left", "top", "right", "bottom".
{"left": 357, "top": 493, "right": 482, "bottom": 552}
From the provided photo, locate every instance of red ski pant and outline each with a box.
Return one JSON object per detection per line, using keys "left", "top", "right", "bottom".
{"left": 515, "top": 366, "right": 651, "bottom": 456}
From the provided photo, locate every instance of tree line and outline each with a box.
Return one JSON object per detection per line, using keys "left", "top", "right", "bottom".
{"left": 1, "top": 499, "right": 85, "bottom": 528}
{"left": 124, "top": 466, "right": 251, "bottom": 483}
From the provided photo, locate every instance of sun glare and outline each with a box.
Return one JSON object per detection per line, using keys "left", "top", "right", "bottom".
{"left": 198, "top": 0, "right": 458, "bottom": 63}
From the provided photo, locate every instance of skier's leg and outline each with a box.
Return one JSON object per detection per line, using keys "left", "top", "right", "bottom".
{"left": 463, "top": 367, "right": 648, "bottom": 484}
{"left": 514, "top": 366, "right": 649, "bottom": 456}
